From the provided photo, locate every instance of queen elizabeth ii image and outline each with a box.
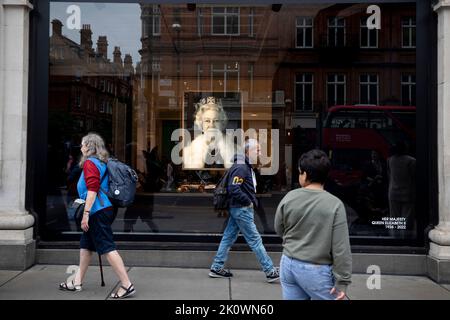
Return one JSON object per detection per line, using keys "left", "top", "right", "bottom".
{"left": 183, "top": 96, "right": 239, "bottom": 169}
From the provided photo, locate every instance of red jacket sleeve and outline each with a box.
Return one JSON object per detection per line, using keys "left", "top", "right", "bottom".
{"left": 83, "top": 160, "right": 100, "bottom": 192}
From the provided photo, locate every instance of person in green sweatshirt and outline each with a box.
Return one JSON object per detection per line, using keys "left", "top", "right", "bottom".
{"left": 274, "top": 149, "right": 352, "bottom": 300}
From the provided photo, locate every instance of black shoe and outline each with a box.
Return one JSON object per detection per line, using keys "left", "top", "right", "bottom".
{"left": 266, "top": 268, "right": 280, "bottom": 283}
{"left": 209, "top": 268, "right": 233, "bottom": 278}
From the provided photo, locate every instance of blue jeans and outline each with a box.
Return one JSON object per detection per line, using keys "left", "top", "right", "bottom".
{"left": 280, "top": 254, "right": 335, "bottom": 300}
{"left": 211, "top": 206, "right": 274, "bottom": 274}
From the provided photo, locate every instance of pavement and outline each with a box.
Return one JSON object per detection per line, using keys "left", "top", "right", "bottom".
{"left": 0, "top": 265, "right": 449, "bottom": 300}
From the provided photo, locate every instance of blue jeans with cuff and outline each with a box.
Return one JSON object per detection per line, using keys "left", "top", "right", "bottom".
{"left": 211, "top": 206, "right": 274, "bottom": 274}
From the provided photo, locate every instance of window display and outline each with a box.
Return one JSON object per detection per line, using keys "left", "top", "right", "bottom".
{"left": 45, "top": 2, "right": 418, "bottom": 242}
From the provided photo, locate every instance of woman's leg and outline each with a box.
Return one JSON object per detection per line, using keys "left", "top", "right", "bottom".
{"left": 104, "top": 250, "right": 132, "bottom": 294}
{"left": 74, "top": 249, "right": 93, "bottom": 285}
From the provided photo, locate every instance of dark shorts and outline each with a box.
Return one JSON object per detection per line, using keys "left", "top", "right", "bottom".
{"left": 80, "top": 208, "right": 116, "bottom": 255}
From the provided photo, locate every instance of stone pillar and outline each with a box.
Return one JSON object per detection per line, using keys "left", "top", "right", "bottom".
{"left": 429, "top": 0, "right": 450, "bottom": 283}
{"left": 0, "top": 0, "right": 35, "bottom": 270}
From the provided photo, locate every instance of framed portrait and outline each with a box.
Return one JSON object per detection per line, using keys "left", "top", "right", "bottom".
{"left": 182, "top": 91, "right": 243, "bottom": 170}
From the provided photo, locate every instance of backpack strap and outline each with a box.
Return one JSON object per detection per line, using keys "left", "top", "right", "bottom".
{"left": 88, "top": 157, "right": 107, "bottom": 206}
{"left": 97, "top": 163, "right": 108, "bottom": 207}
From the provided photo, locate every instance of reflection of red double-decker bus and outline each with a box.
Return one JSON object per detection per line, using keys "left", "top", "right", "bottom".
{"left": 322, "top": 105, "right": 416, "bottom": 187}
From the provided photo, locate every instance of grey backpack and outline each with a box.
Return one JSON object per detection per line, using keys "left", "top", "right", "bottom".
{"left": 101, "top": 158, "right": 138, "bottom": 207}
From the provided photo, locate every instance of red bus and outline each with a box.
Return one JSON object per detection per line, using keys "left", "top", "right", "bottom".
{"left": 322, "top": 105, "right": 416, "bottom": 187}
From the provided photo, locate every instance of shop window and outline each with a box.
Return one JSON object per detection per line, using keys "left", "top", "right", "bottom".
{"left": 46, "top": 2, "right": 418, "bottom": 242}
{"left": 296, "top": 17, "right": 313, "bottom": 48}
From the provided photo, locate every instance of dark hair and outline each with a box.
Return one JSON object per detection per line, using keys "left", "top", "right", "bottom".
{"left": 298, "top": 149, "right": 331, "bottom": 184}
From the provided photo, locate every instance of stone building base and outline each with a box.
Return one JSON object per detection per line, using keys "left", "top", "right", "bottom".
{"left": 0, "top": 240, "right": 35, "bottom": 270}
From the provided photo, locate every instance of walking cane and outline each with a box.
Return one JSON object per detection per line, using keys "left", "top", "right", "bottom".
{"left": 98, "top": 253, "right": 105, "bottom": 287}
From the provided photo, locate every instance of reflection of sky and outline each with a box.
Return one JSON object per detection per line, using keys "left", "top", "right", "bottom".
{"left": 50, "top": 2, "right": 141, "bottom": 66}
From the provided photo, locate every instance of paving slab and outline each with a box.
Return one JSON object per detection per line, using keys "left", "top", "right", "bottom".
{"left": 442, "top": 284, "right": 450, "bottom": 292}
{"left": 0, "top": 271, "right": 21, "bottom": 287}
{"left": 229, "top": 270, "right": 282, "bottom": 300}
{"left": 0, "top": 265, "right": 118, "bottom": 300}
{"left": 347, "top": 274, "right": 450, "bottom": 300}
{"left": 122, "top": 267, "right": 229, "bottom": 300}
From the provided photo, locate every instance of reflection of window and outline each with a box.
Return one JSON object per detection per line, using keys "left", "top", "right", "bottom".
{"left": 295, "top": 73, "right": 313, "bottom": 111}
{"left": 249, "top": 8, "right": 254, "bottom": 37}
{"left": 99, "top": 101, "right": 105, "bottom": 113}
{"left": 248, "top": 63, "right": 254, "bottom": 100}
{"left": 296, "top": 17, "right": 313, "bottom": 48}
{"left": 75, "top": 89, "right": 81, "bottom": 108}
{"left": 212, "top": 7, "right": 240, "bottom": 35}
{"left": 360, "top": 74, "right": 379, "bottom": 105}
{"left": 360, "top": 17, "right": 378, "bottom": 48}
{"left": 402, "top": 74, "right": 416, "bottom": 106}
{"left": 327, "top": 74, "right": 346, "bottom": 106}
{"left": 197, "top": 8, "right": 203, "bottom": 36}
{"left": 211, "top": 62, "right": 240, "bottom": 95}
{"left": 153, "top": 5, "right": 161, "bottom": 35}
{"left": 197, "top": 63, "right": 203, "bottom": 90}
{"left": 152, "top": 58, "right": 161, "bottom": 72}
{"left": 328, "top": 17, "right": 345, "bottom": 47}
{"left": 402, "top": 17, "right": 415, "bottom": 48}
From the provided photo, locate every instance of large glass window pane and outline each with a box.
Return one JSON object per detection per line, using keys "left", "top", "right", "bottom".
{"left": 46, "top": 2, "right": 418, "bottom": 243}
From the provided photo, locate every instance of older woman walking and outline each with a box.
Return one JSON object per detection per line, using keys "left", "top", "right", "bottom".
{"left": 59, "top": 133, "right": 135, "bottom": 299}
{"left": 274, "top": 149, "right": 352, "bottom": 300}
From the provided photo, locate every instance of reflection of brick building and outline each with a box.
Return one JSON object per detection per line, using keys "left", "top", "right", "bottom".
{"left": 136, "top": 4, "right": 415, "bottom": 188}
{"left": 49, "top": 19, "right": 134, "bottom": 161}
{"left": 136, "top": 4, "right": 281, "bottom": 176}
{"left": 274, "top": 3, "right": 416, "bottom": 127}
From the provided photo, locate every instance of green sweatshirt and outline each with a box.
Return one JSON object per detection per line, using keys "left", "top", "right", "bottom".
{"left": 274, "top": 188, "right": 352, "bottom": 292}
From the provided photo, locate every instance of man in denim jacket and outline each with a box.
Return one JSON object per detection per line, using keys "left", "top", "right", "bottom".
{"left": 209, "top": 139, "right": 279, "bottom": 283}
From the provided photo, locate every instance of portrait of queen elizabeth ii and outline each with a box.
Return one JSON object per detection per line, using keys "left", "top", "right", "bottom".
{"left": 183, "top": 96, "right": 241, "bottom": 169}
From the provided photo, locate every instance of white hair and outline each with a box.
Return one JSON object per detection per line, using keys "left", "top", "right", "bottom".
{"left": 79, "top": 132, "right": 109, "bottom": 166}
{"left": 193, "top": 97, "right": 228, "bottom": 131}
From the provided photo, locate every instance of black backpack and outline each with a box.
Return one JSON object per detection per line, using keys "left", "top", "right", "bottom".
{"left": 213, "top": 170, "right": 230, "bottom": 210}
{"left": 101, "top": 158, "right": 138, "bottom": 207}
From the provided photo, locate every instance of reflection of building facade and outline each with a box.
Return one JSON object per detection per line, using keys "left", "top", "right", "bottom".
{"left": 135, "top": 5, "right": 279, "bottom": 178}
{"left": 49, "top": 19, "right": 133, "bottom": 163}
{"left": 136, "top": 4, "right": 416, "bottom": 189}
